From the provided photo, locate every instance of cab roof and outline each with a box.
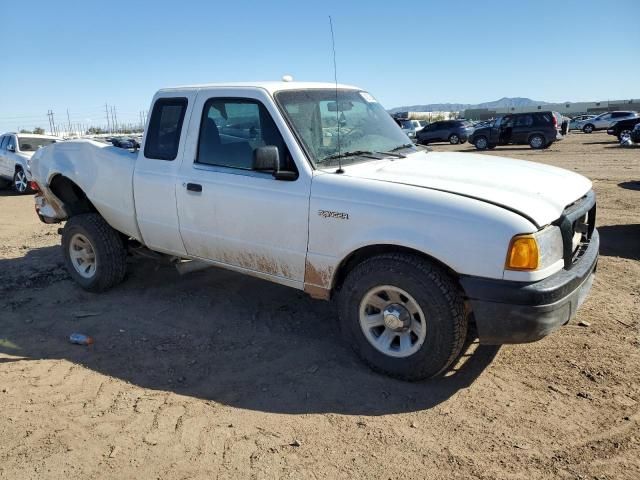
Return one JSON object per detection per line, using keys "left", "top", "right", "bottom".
{"left": 157, "top": 81, "right": 361, "bottom": 95}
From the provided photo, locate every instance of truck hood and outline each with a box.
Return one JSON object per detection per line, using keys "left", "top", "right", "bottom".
{"left": 338, "top": 151, "right": 592, "bottom": 227}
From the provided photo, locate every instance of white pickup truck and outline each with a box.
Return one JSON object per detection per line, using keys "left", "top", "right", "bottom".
{"left": 31, "top": 81, "right": 598, "bottom": 380}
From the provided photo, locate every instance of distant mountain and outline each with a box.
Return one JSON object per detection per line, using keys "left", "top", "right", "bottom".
{"left": 388, "top": 97, "right": 550, "bottom": 113}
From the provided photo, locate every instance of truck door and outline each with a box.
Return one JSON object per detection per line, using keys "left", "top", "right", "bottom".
{"left": 175, "top": 88, "right": 311, "bottom": 284}
{"left": 133, "top": 93, "right": 196, "bottom": 256}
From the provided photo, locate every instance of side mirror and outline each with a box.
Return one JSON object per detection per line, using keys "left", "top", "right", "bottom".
{"left": 252, "top": 146, "right": 297, "bottom": 181}
{"left": 253, "top": 145, "right": 279, "bottom": 171}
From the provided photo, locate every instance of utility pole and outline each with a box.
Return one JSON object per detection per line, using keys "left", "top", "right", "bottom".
{"left": 47, "top": 110, "right": 57, "bottom": 136}
{"left": 110, "top": 106, "right": 116, "bottom": 134}
{"left": 47, "top": 110, "right": 53, "bottom": 135}
{"left": 113, "top": 106, "right": 119, "bottom": 134}
{"left": 67, "top": 109, "right": 72, "bottom": 137}
{"left": 105, "top": 103, "right": 111, "bottom": 134}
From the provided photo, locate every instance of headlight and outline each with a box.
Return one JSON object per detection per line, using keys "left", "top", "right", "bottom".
{"left": 505, "top": 226, "right": 563, "bottom": 271}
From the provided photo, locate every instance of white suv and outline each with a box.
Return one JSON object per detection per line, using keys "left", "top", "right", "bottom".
{"left": 0, "top": 133, "right": 61, "bottom": 193}
{"left": 577, "top": 111, "right": 638, "bottom": 133}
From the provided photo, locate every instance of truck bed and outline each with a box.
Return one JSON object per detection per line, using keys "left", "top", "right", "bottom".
{"left": 31, "top": 139, "right": 141, "bottom": 240}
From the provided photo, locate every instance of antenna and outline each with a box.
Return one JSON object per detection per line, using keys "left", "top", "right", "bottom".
{"left": 329, "top": 15, "right": 343, "bottom": 173}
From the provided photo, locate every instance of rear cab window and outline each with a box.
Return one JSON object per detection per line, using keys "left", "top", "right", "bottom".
{"left": 144, "top": 98, "right": 188, "bottom": 160}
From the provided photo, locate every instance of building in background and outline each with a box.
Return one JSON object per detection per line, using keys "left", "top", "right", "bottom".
{"left": 464, "top": 98, "right": 640, "bottom": 120}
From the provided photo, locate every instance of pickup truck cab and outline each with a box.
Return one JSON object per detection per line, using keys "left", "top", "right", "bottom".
{"left": 31, "top": 81, "right": 598, "bottom": 380}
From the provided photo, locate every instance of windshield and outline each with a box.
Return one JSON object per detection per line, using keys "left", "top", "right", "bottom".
{"left": 275, "top": 89, "right": 414, "bottom": 167}
{"left": 18, "top": 137, "right": 57, "bottom": 151}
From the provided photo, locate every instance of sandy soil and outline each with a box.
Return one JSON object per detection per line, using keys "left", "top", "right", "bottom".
{"left": 1, "top": 132, "right": 638, "bottom": 479}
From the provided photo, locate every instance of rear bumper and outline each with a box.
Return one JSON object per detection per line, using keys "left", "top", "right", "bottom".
{"left": 460, "top": 229, "right": 599, "bottom": 344}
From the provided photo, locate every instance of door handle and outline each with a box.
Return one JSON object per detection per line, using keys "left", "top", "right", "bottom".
{"left": 186, "top": 183, "right": 202, "bottom": 193}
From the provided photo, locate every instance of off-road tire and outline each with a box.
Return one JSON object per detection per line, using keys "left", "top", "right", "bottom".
{"left": 338, "top": 253, "right": 468, "bottom": 381}
{"left": 62, "top": 213, "right": 127, "bottom": 292}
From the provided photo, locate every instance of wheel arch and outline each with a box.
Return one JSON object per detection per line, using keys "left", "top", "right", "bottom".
{"left": 48, "top": 174, "right": 97, "bottom": 217}
{"left": 331, "top": 243, "right": 461, "bottom": 295}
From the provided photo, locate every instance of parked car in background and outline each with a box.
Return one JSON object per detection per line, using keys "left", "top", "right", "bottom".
{"left": 399, "top": 120, "right": 424, "bottom": 141}
{"left": 0, "top": 132, "right": 61, "bottom": 193}
{"left": 631, "top": 123, "right": 640, "bottom": 143}
{"left": 569, "top": 115, "right": 597, "bottom": 131}
{"left": 576, "top": 111, "right": 638, "bottom": 133}
{"left": 607, "top": 117, "right": 640, "bottom": 141}
{"left": 111, "top": 137, "right": 141, "bottom": 149}
{"left": 469, "top": 111, "right": 565, "bottom": 150}
{"left": 416, "top": 120, "right": 474, "bottom": 145}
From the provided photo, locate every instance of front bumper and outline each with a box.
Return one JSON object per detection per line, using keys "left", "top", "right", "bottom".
{"left": 460, "top": 228, "right": 599, "bottom": 344}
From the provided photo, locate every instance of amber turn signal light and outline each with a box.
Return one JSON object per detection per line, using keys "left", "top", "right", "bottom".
{"left": 505, "top": 235, "right": 539, "bottom": 270}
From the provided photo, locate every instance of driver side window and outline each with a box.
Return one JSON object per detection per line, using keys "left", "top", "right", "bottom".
{"left": 196, "top": 98, "right": 294, "bottom": 172}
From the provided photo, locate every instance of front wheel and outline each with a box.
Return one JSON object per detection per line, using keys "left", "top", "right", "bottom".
{"left": 338, "top": 253, "right": 468, "bottom": 380}
{"left": 13, "top": 168, "right": 31, "bottom": 194}
{"left": 449, "top": 134, "right": 460, "bottom": 145}
{"left": 62, "top": 213, "right": 127, "bottom": 292}
{"left": 582, "top": 124, "right": 594, "bottom": 134}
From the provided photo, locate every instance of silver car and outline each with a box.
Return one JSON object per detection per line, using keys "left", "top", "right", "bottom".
{"left": 576, "top": 111, "right": 638, "bottom": 133}
{"left": 399, "top": 120, "right": 424, "bottom": 141}
{"left": 569, "top": 114, "right": 596, "bottom": 131}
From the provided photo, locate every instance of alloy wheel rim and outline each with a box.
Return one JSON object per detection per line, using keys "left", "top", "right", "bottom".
{"left": 69, "top": 233, "right": 97, "bottom": 279}
{"left": 359, "top": 285, "right": 427, "bottom": 358}
{"left": 14, "top": 171, "right": 27, "bottom": 192}
{"left": 532, "top": 136, "right": 543, "bottom": 148}
{"left": 477, "top": 138, "right": 487, "bottom": 149}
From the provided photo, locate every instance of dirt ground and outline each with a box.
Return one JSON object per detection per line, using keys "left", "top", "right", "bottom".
{"left": 1, "top": 132, "right": 638, "bottom": 479}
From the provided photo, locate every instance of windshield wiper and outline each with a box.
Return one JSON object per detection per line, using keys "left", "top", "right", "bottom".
{"left": 320, "top": 150, "right": 381, "bottom": 163}
{"left": 387, "top": 143, "right": 417, "bottom": 153}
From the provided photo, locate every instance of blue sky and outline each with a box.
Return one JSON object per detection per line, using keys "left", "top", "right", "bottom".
{"left": 1, "top": 0, "right": 638, "bottom": 132}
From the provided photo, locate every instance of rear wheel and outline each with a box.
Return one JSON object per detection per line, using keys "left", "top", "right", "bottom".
{"left": 62, "top": 213, "right": 127, "bottom": 292}
{"left": 529, "top": 134, "right": 546, "bottom": 149}
{"left": 449, "top": 134, "right": 460, "bottom": 145}
{"left": 582, "top": 124, "right": 594, "bottom": 134}
{"left": 13, "top": 168, "right": 30, "bottom": 194}
{"left": 474, "top": 136, "right": 489, "bottom": 150}
{"left": 618, "top": 129, "right": 632, "bottom": 141}
{"left": 338, "top": 253, "right": 468, "bottom": 380}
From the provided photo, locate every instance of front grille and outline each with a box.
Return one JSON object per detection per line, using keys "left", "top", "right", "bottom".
{"left": 555, "top": 190, "right": 596, "bottom": 269}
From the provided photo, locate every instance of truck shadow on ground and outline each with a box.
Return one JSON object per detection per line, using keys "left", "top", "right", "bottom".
{"left": 0, "top": 252, "right": 500, "bottom": 415}
{"left": 598, "top": 224, "right": 640, "bottom": 261}
{"left": 618, "top": 181, "right": 640, "bottom": 191}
